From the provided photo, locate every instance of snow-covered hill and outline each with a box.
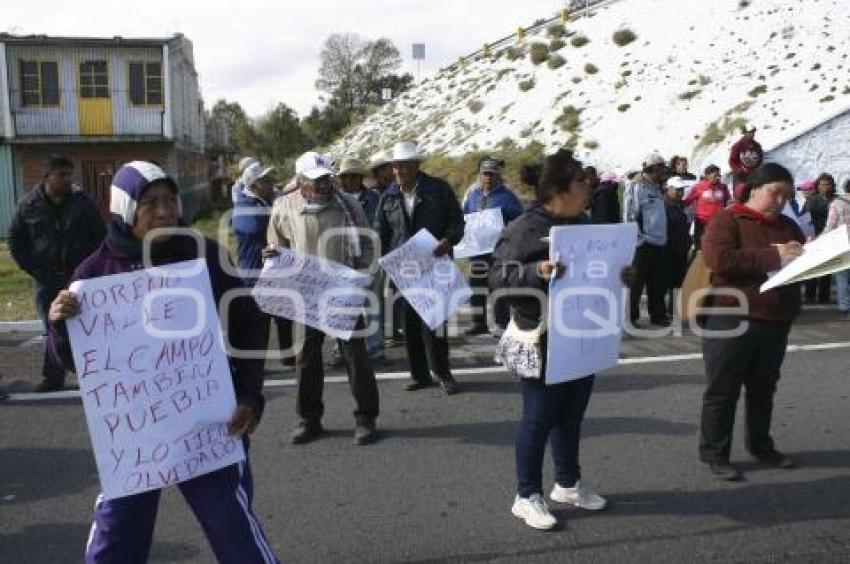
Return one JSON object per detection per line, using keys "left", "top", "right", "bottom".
{"left": 331, "top": 0, "right": 850, "bottom": 173}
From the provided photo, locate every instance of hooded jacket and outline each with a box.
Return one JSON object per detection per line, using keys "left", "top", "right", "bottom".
{"left": 232, "top": 187, "right": 274, "bottom": 283}
{"left": 48, "top": 220, "right": 267, "bottom": 418}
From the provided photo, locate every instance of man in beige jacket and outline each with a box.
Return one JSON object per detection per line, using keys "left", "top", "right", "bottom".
{"left": 267, "top": 151, "right": 379, "bottom": 445}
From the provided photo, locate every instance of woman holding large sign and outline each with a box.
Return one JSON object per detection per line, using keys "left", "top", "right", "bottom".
{"left": 47, "top": 162, "right": 279, "bottom": 563}
{"left": 489, "top": 150, "right": 633, "bottom": 531}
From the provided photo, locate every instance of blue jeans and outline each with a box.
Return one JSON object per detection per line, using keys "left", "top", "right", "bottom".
{"left": 34, "top": 281, "right": 66, "bottom": 382}
{"left": 835, "top": 269, "right": 850, "bottom": 312}
{"left": 515, "top": 375, "right": 595, "bottom": 498}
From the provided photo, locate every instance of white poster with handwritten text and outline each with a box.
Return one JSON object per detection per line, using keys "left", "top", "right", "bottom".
{"left": 453, "top": 208, "right": 505, "bottom": 259}
{"left": 546, "top": 223, "right": 638, "bottom": 384}
{"left": 253, "top": 247, "right": 372, "bottom": 340}
{"left": 379, "top": 229, "right": 472, "bottom": 330}
{"left": 67, "top": 259, "right": 245, "bottom": 500}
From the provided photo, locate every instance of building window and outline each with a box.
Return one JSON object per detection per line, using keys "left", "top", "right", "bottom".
{"left": 129, "top": 61, "right": 163, "bottom": 105}
{"left": 79, "top": 60, "right": 109, "bottom": 98}
{"left": 20, "top": 60, "right": 60, "bottom": 106}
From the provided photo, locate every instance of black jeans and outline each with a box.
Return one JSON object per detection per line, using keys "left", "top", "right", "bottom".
{"left": 699, "top": 316, "right": 791, "bottom": 463}
{"left": 630, "top": 243, "right": 668, "bottom": 323}
{"left": 804, "top": 275, "right": 832, "bottom": 303}
{"left": 516, "top": 376, "right": 595, "bottom": 497}
{"left": 468, "top": 254, "right": 509, "bottom": 330}
{"left": 294, "top": 320, "right": 379, "bottom": 425}
{"left": 271, "top": 316, "right": 294, "bottom": 365}
{"left": 404, "top": 302, "right": 452, "bottom": 383}
{"left": 34, "top": 281, "right": 66, "bottom": 383}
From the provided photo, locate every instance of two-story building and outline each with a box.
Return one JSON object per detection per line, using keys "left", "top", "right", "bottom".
{"left": 0, "top": 33, "right": 208, "bottom": 234}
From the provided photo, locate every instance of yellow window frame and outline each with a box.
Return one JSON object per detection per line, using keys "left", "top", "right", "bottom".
{"left": 19, "top": 59, "right": 61, "bottom": 108}
{"left": 127, "top": 60, "right": 163, "bottom": 107}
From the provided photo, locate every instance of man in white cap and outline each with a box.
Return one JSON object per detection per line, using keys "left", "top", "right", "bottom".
{"left": 625, "top": 152, "right": 669, "bottom": 326}
{"left": 663, "top": 175, "right": 692, "bottom": 316}
{"left": 368, "top": 149, "right": 394, "bottom": 194}
{"left": 266, "top": 151, "right": 380, "bottom": 445}
{"left": 374, "top": 141, "right": 465, "bottom": 395}
{"left": 231, "top": 156, "right": 259, "bottom": 204}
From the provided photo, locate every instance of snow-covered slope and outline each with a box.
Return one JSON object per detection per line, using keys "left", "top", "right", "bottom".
{"left": 331, "top": 0, "right": 850, "bottom": 173}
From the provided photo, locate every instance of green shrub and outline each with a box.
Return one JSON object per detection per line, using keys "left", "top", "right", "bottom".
{"left": 518, "top": 78, "right": 536, "bottom": 91}
{"left": 505, "top": 46, "right": 524, "bottom": 61}
{"left": 748, "top": 84, "right": 768, "bottom": 97}
{"left": 550, "top": 38, "right": 566, "bottom": 51}
{"left": 547, "top": 53, "right": 566, "bottom": 70}
{"left": 678, "top": 89, "right": 701, "bottom": 101}
{"left": 820, "top": 95, "right": 835, "bottom": 103}
{"left": 584, "top": 63, "right": 599, "bottom": 75}
{"left": 547, "top": 23, "right": 566, "bottom": 38}
{"left": 617, "top": 103, "right": 631, "bottom": 112}
{"left": 555, "top": 105, "right": 582, "bottom": 132}
{"left": 613, "top": 29, "right": 637, "bottom": 47}
{"left": 570, "top": 35, "right": 590, "bottom": 48}
{"left": 583, "top": 140, "right": 599, "bottom": 150}
{"left": 467, "top": 99, "right": 484, "bottom": 113}
{"left": 530, "top": 43, "right": 550, "bottom": 65}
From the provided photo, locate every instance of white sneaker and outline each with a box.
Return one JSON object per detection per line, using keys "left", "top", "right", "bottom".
{"left": 550, "top": 480, "right": 607, "bottom": 510}
{"left": 511, "top": 494, "right": 557, "bottom": 530}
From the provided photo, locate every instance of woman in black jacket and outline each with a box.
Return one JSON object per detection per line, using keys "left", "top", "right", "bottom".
{"left": 489, "top": 150, "right": 631, "bottom": 530}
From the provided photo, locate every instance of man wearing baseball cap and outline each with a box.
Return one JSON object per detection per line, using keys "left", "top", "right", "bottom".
{"left": 625, "top": 153, "right": 670, "bottom": 326}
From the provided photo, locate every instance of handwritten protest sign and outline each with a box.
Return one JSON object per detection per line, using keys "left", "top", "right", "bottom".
{"left": 252, "top": 248, "right": 372, "bottom": 340}
{"left": 453, "top": 208, "right": 505, "bottom": 259}
{"left": 66, "top": 259, "right": 245, "bottom": 500}
{"left": 546, "top": 223, "right": 638, "bottom": 384}
{"left": 379, "top": 228, "right": 472, "bottom": 330}
{"left": 761, "top": 224, "right": 850, "bottom": 292}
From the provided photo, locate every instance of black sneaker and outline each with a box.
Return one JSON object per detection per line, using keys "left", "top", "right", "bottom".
{"left": 290, "top": 420, "right": 323, "bottom": 445}
{"left": 404, "top": 380, "right": 435, "bottom": 391}
{"left": 439, "top": 377, "right": 459, "bottom": 396}
{"left": 753, "top": 449, "right": 796, "bottom": 469}
{"left": 707, "top": 461, "right": 743, "bottom": 481}
{"left": 34, "top": 379, "right": 64, "bottom": 393}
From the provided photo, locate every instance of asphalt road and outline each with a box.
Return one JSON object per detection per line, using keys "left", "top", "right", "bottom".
{"left": 2, "top": 344, "right": 849, "bottom": 563}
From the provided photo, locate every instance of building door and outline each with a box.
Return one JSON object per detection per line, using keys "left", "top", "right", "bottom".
{"left": 78, "top": 60, "right": 113, "bottom": 135}
{"left": 82, "top": 159, "right": 115, "bottom": 217}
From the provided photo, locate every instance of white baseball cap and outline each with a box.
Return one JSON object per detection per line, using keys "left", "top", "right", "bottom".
{"left": 295, "top": 151, "right": 333, "bottom": 180}
{"left": 241, "top": 162, "right": 274, "bottom": 187}
{"left": 666, "top": 176, "right": 686, "bottom": 189}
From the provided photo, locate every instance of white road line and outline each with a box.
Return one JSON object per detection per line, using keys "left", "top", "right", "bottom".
{"left": 6, "top": 340, "right": 850, "bottom": 402}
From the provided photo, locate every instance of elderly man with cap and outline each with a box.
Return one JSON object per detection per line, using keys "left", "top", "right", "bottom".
{"left": 374, "top": 141, "right": 465, "bottom": 395}
{"left": 231, "top": 156, "right": 259, "bottom": 204}
{"left": 461, "top": 156, "right": 523, "bottom": 334}
{"left": 625, "top": 152, "right": 670, "bottom": 327}
{"left": 267, "top": 151, "right": 380, "bottom": 445}
{"left": 336, "top": 156, "right": 384, "bottom": 360}
{"left": 232, "top": 161, "right": 295, "bottom": 369}
{"left": 368, "top": 149, "right": 395, "bottom": 194}
{"left": 46, "top": 161, "right": 279, "bottom": 563}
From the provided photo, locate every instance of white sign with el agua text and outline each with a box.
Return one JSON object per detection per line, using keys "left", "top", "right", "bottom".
{"left": 66, "top": 259, "right": 245, "bottom": 500}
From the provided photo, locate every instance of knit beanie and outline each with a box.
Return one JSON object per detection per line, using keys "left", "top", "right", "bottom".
{"left": 109, "top": 161, "right": 179, "bottom": 226}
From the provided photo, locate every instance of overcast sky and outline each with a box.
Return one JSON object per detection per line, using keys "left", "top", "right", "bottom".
{"left": 4, "top": 0, "right": 568, "bottom": 117}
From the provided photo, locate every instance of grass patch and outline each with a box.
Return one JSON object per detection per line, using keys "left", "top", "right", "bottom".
{"left": 570, "top": 35, "right": 590, "bottom": 48}
{"left": 617, "top": 103, "right": 631, "bottom": 112}
{"left": 748, "top": 84, "right": 768, "bottom": 97}
{"left": 613, "top": 29, "right": 637, "bottom": 47}
{"left": 0, "top": 243, "right": 36, "bottom": 321}
{"left": 555, "top": 105, "right": 582, "bottom": 133}
{"left": 583, "top": 140, "right": 599, "bottom": 150}
{"left": 467, "top": 99, "right": 484, "bottom": 113}
{"left": 547, "top": 23, "right": 566, "bottom": 38}
{"left": 584, "top": 63, "right": 599, "bottom": 75}
{"left": 550, "top": 38, "right": 566, "bottom": 52}
{"left": 820, "top": 95, "right": 835, "bottom": 103}
{"left": 547, "top": 53, "right": 566, "bottom": 70}
{"left": 518, "top": 78, "right": 536, "bottom": 92}
{"left": 530, "top": 43, "right": 550, "bottom": 65}
{"left": 679, "top": 89, "right": 702, "bottom": 101}
{"left": 505, "top": 46, "right": 525, "bottom": 61}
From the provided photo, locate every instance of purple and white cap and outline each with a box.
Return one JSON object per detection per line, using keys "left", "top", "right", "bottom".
{"left": 109, "top": 161, "right": 179, "bottom": 226}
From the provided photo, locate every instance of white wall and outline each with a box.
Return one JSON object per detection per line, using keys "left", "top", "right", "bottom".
{"left": 765, "top": 109, "right": 850, "bottom": 187}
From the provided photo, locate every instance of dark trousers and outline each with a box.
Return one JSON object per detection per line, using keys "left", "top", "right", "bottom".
{"left": 295, "top": 321, "right": 379, "bottom": 424}
{"left": 516, "top": 376, "right": 595, "bottom": 497}
{"left": 804, "top": 275, "right": 832, "bottom": 303}
{"left": 630, "top": 243, "right": 668, "bottom": 323}
{"left": 34, "top": 281, "right": 66, "bottom": 383}
{"left": 469, "top": 255, "right": 509, "bottom": 330}
{"left": 404, "top": 302, "right": 452, "bottom": 383}
{"left": 663, "top": 251, "right": 689, "bottom": 316}
{"left": 271, "top": 316, "right": 294, "bottom": 365}
{"left": 699, "top": 316, "right": 790, "bottom": 463}
{"left": 85, "top": 460, "right": 278, "bottom": 564}
{"left": 693, "top": 221, "right": 706, "bottom": 250}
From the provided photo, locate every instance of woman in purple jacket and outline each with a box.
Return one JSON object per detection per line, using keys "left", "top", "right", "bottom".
{"left": 47, "top": 161, "right": 278, "bottom": 564}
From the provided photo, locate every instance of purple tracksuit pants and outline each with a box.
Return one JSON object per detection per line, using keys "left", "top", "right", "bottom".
{"left": 85, "top": 460, "right": 278, "bottom": 563}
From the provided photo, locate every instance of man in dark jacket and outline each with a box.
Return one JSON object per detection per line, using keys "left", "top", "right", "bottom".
{"left": 7, "top": 154, "right": 105, "bottom": 392}
{"left": 374, "top": 141, "right": 465, "bottom": 395}
{"left": 47, "top": 160, "right": 277, "bottom": 562}
{"left": 589, "top": 171, "right": 621, "bottom": 224}
{"left": 662, "top": 177, "right": 692, "bottom": 316}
